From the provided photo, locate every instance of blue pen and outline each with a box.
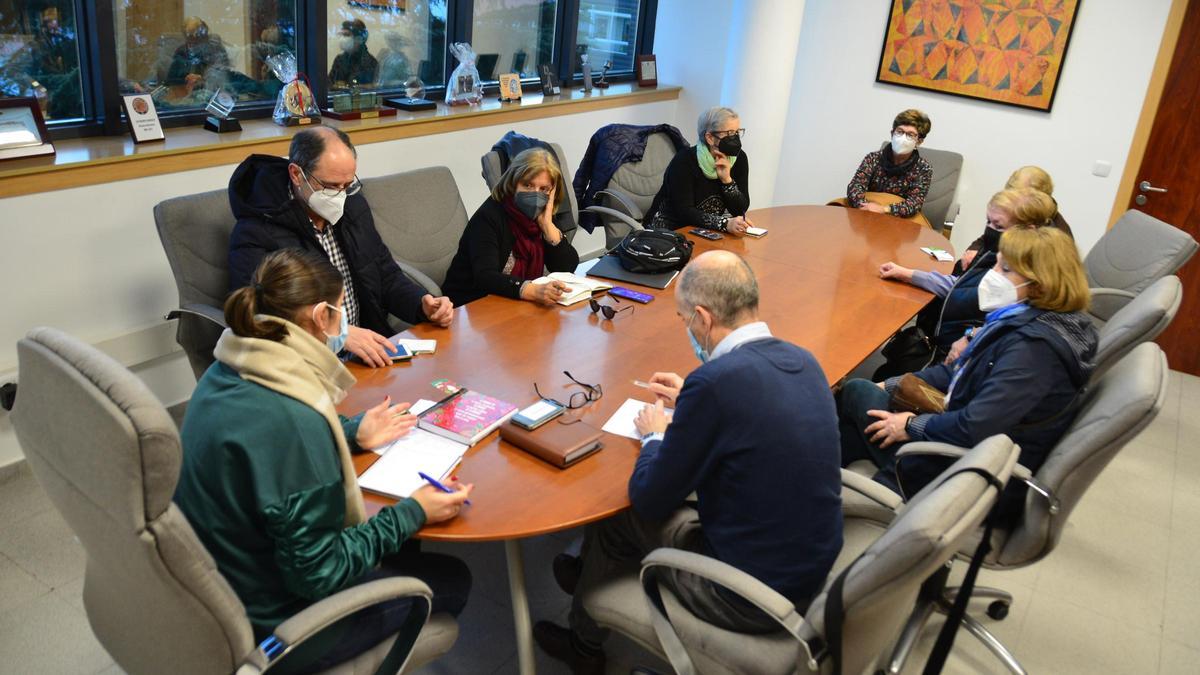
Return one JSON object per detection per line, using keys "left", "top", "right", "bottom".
{"left": 418, "top": 471, "right": 472, "bottom": 505}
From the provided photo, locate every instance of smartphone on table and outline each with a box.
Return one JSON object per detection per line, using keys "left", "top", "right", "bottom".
{"left": 512, "top": 399, "right": 567, "bottom": 430}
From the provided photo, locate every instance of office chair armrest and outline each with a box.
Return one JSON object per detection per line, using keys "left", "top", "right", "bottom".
{"left": 1011, "top": 464, "right": 1061, "bottom": 515}
{"left": 584, "top": 205, "right": 645, "bottom": 234}
{"left": 236, "top": 577, "right": 433, "bottom": 674}
{"left": 639, "top": 548, "right": 820, "bottom": 672}
{"left": 393, "top": 259, "right": 443, "bottom": 297}
{"left": 594, "top": 187, "right": 645, "bottom": 221}
{"left": 1088, "top": 287, "right": 1137, "bottom": 322}
{"left": 165, "top": 302, "right": 227, "bottom": 328}
{"left": 894, "top": 441, "right": 970, "bottom": 463}
{"left": 841, "top": 469, "right": 903, "bottom": 521}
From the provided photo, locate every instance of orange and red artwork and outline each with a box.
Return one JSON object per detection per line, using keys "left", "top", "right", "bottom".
{"left": 876, "top": 0, "right": 1081, "bottom": 111}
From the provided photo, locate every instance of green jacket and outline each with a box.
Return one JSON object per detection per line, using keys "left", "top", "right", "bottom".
{"left": 175, "top": 362, "right": 427, "bottom": 638}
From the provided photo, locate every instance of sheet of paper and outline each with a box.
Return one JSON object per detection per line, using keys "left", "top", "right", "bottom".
{"left": 745, "top": 226, "right": 768, "bottom": 237}
{"left": 396, "top": 339, "right": 437, "bottom": 354}
{"left": 359, "top": 428, "right": 466, "bottom": 498}
{"left": 372, "top": 399, "right": 438, "bottom": 454}
{"left": 921, "top": 247, "right": 955, "bottom": 262}
{"left": 601, "top": 398, "right": 674, "bottom": 440}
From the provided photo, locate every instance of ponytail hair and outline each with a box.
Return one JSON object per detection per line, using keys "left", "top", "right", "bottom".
{"left": 224, "top": 249, "right": 344, "bottom": 341}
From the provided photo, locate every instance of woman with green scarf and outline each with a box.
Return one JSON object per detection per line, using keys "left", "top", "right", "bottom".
{"left": 647, "top": 106, "right": 754, "bottom": 235}
{"left": 175, "top": 249, "right": 472, "bottom": 672}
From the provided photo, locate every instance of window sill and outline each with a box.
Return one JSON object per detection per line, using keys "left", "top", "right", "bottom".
{"left": 0, "top": 82, "right": 680, "bottom": 199}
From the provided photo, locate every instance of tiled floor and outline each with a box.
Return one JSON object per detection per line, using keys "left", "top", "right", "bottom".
{"left": 1, "top": 370, "right": 1197, "bottom": 674}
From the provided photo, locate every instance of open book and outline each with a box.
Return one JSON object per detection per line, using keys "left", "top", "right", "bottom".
{"left": 358, "top": 428, "right": 466, "bottom": 500}
{"left": 530, "top": 272, "right": 613, "bottom": 306}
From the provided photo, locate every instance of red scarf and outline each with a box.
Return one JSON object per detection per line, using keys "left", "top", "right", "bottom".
{"left": 502, "top": 197, "right": 545, "bottom": 280}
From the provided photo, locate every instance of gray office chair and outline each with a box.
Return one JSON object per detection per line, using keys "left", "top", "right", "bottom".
{"left": 480, "top": 140, "right": 579, "bottom": 245}
{"left": 580, "top": 436, "right": 1018, "bottom": 674}
{"left": 584, "top": 131, "right": 679, "bottom": 249}
{"left": 1085, "top": 209, "right": 1197, "bottom": 321}
{"left": 361, "top": 166, "right": 469, "bottom": 297}
{"left": 918, "top": 147, "right": 963, "bottom": 232}
{"left": 10, "top": 327, "right": 458, "bottom": 675}
{"left": 153, "top": 188, "right": 234, "bottom": 381}
{"left": 1092, "top": 275, "right": 1181, "bottom": 378}
{"left": 868, "top": 342, "right": 1168, "bottom": 674}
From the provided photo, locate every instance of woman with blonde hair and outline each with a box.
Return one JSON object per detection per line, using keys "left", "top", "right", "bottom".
{"left": 874, "top": 187, "right": 1059, "bottom": 378}
{"left": 175, "top": 249, "right": 473, "bottom": 671}
{"left": 960, "top": 165, "right": 1073, "bottom": 263}
{"left": 840, "top": 227, "right": 1097, "bottom": 523}
{"left": 443, "top": 147, "right": 579, "bottom": 305}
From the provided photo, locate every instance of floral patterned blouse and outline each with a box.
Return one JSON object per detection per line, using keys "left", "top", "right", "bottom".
{"left": 846, "top": 148, "right": 932, "bottom": 218}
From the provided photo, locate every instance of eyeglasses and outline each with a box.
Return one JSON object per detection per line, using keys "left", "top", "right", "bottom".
{"left": 534, "top": 371, "right": 604, "bottom": 409}
{"left": 710, "top": 128, "right": 746, "bottom": 139}
{"left": 301, "top": 167, "right": 362, "bottom": 197}
{"left": 892, "top": 129, "right": 921, "bottom": 141}
{"left": 588, "top": 296, "right": 634, "bottom": 320}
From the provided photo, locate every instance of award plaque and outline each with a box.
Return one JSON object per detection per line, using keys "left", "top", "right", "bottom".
{"left": 0, "top": 97, "right": 55, "bottom": 161}
{"left": 636, "top": 54, "right": 658, "bottom": 87}
{"left": 594, "top": 60, "right": 612, "bottom": 89}
{"left": 538, "top": 64, "right": 561, "bottom": 96}
{"left": 498, "top": 73, "right": 523, "bottom": 102}
{"left": 278, "top": 79, "right": 321, "bottom": 126}
{"left": 120, "top": 94, "right": 165, "bottom": 143}
{"left": 203, "top": 88, "right": 241, "bottom": 133}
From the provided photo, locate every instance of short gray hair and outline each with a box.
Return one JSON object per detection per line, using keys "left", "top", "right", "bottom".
{"left": 289, "top": 127, "right": 356, "bottom": 173}
{"left": 697, "top": 106, "right": 739, "bottom": 143}
{"left": 677, "top": 254, "right": 759, "bottom": 326}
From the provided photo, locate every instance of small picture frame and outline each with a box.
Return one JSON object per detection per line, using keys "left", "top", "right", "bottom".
{"left": 498, "top": 73, "right": 523, "bottom": 101}
{"left": 636, "top": 54, "right": 658, "bottom": 87}
{"left": 538, "top": 64, "right": 561, "bottom": 96}
{"left": 120, "top": 94, "right": 165, "bottom": 143}
{"left": 0, "top": 97, "right": 55, "bottom": 161}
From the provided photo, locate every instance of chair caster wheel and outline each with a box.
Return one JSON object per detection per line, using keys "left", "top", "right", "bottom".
{"left": 987, "top": 600, "right": 1010, "bottom": 620}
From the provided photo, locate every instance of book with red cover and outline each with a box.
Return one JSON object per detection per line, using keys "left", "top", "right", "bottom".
{"left": 418, "top": 389, "right": 518, "bottom": 446}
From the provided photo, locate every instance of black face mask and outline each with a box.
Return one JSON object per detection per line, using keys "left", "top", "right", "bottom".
{"left": 514, "top": 190, "right": 549, "bottom": 220}
{"left": 716, "top": 133, "right": 741, "bottom": 156}
{"left": 981, "top": 226, "right": 1002, "bottom": 252}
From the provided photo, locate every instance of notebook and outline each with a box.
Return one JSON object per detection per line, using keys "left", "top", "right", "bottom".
{"left": 585, "top": 255, "right": 680, "bottom": 290}
{"left": 418, "top": 389, "right": 518, "bottom": 446}
{"left": 499, "top": 420, "right": 604, "bottom": 468}
{"left": 530, "top": 272, "right": 612, "bottom": 305}
{"left": 358, "top": 428, "right": 467, "bottom": 500}
{"left": 395, "top": 338, "right": 437, "bottom": 354}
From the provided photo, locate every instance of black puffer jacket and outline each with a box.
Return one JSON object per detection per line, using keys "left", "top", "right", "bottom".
{"left": 227, "top": 154, "right": 427, "bottom": 335}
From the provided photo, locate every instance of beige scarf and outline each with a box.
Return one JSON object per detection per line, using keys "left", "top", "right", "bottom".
{"left": 213, "top": 317, "right": 366, "bottom": 526}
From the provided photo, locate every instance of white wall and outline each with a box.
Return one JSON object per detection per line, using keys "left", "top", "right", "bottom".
{"left": 0, "top": 97, "right": 677, "bottom": 469}
{"left": 772, "top": 1, "right": 1173, "bottom": 255}
{"left": 652, "top": 0, "right": 735, "bottom": 146}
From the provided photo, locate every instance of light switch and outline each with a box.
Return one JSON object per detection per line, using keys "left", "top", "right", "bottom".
{"left": 1092, "top": 160, "right": 1112, "bottom": 177}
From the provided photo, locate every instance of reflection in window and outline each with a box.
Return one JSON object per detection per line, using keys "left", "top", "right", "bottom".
{"left": 327, "top": 0, "right": 447, "bottom": 92}
{"left": 472, "top": 0, "right": 557, "bottom": 81}
{"left": 0, "top": 3, "right": 84, "bottom": 122}
{"left": 112, "top": 1, "right": 297, "bottom": 112}
{"left": 576, "top": 0, "right": 639, "bottom": 74}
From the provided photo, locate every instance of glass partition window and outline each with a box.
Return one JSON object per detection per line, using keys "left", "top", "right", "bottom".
{"left": 0, "top": 2, "right": 85, "bottom": 122}
{"left": 112, "top": 1, "right": 297, "bottom": 112}
{"left": 575, "top": 0, "right": 638, "bottom": 74}
{"left": 471, "top": 0, "right": 557, "bottom": 81}
{"left": 326, "top": 0, "right": 447, "bottom": 92}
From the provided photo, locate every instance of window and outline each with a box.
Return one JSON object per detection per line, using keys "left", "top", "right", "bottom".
{"left": 471, "top": 0, "right": 558, "bottom": 81}
{"left": 575, "top": 0, "right": 639, "bottom": 74}
{"left": 0, "top": 2, "right": 85, "bottom": 122}
{"left": 326, "top": 0, "right": 447, "bottom": 90}
{"left": 112, "top": 1, "right": 297, "bottom": 113}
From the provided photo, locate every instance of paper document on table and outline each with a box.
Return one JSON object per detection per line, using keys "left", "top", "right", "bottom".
{"left": 358, "top": 427, "right": 466, "bottom": 499}
{"left": 601, "top": 398, "right": 674, "bottom": 440}
{"left": 396, "top": 339, "right": 437, "bottom": 354}
{"left": 745, "top": 226, "right": 768, "bottom": 237}
{"left": 370, "top": 399, "right": 438, "bottom": 455}
{"left": 921, "top": 247, "right": 955, "bottom": 262}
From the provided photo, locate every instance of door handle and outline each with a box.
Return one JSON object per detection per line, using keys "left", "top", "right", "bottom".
{"left": 1139, "top": 180, "right": 1168, "bottom": 193}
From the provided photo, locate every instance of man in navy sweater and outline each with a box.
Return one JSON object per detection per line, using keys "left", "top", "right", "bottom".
{"left": 535, "top": 251, "right": 844, "bottom": 673}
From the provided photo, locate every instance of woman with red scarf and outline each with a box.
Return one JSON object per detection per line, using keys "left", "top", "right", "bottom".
{"left": 443, "top": 148, "right": 579, "bottom": 306}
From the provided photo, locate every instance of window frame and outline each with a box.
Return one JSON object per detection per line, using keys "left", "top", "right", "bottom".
{"left": 25, "top": 0, "right": 657, "bottom": 141}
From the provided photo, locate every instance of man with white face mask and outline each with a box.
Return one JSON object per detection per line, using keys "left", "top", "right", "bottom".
{"left": 846, "top": 108, "right": 933, "bottom": 218}
{"left": 328, "top": 19, "right": 378, "bottom": 86}
{"left": 229, "top": 127, "right": 454, "bottom": 367}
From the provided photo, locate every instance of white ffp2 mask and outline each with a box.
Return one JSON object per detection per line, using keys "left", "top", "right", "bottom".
{"left": 977, "top": 269, "right": 1030, "bottom": 312}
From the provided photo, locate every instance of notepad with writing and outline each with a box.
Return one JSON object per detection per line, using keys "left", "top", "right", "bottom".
{"left": 358, "top": 428, "right": 466, "bottom": 499}
{"left": 418, "top": 390, "right": 518, "bottom": 446}
{"left": 530, "top": 272, "right": 612, "bottom": 305}
{"left": 499, "top": 420, "right": 604, "bottom": 468}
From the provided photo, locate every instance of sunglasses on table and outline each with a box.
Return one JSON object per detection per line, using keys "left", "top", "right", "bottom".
{"left": 588, "top": 295, "right": 634, "bottom": 320}
{"left": 534, "top": 370, "right": 604, "bottom": 410}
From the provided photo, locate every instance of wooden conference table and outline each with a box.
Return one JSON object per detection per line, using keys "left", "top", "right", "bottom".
{"left": 340, "top": 205, "right": 954, "bottom": 674}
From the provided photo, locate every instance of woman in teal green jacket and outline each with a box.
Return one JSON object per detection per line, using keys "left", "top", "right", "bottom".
{"left": 175, "top": 249, "right": 472, "bottom": 672}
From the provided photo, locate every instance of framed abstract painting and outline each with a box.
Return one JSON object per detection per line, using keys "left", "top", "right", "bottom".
{"left": 876, "top": 0, "right": 1081, "bottom": 112}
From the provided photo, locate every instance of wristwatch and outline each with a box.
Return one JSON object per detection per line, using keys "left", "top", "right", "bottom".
{"left": 964, "top": 326, "right": 977, "bottom": 341}
{"left": 904, "top": 415, "right": 915, "bottom": 435}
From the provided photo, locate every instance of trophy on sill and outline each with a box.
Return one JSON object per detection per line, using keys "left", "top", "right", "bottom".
{"left": 594, "top": 61, "right": 613, "bottom": 89}
{"left": 324, "top": 81, "right": 397, "bottom": 120}
{"left": 203, "top": 88, "right": 241, "bottom": 133}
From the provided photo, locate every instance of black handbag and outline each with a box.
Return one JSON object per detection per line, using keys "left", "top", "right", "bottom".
{"left": 873, "top": 325, "right": 937, "bottom": 380}
{"left": 613, "top": 229, "right": 694, "bottom": 274}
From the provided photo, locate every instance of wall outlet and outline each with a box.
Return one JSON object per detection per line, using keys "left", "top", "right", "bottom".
{"left": 1092, "top": 160, "right": 1112, "bottom": 177}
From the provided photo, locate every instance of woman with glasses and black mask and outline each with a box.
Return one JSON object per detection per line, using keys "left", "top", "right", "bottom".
{"left": 645, "top": 106, "right": 754, "bottom": 235}
{"left": 442, "top": 148, "right": 579, "bottom": 307}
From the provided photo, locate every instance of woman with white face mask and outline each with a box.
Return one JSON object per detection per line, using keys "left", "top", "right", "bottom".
{"left": 837, "top": 227, "right": 1097, "bottom": 525}
{"left": 845, "top": 108, "right": 933, "bottom": 218}
{"left": 175, "top": 249, "right": 473, "bottom": 672}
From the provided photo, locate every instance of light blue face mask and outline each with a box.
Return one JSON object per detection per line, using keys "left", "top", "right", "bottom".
{"left": 315, "top": 302, "right": 349, "bottom": 354}
{"left": 686, "top": 310, "right": 709, "bottom": 363}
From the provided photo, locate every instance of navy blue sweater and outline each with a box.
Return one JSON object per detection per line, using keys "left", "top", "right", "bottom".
{"left": 629, "top": 338, "right": 843, "bottom": 606}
